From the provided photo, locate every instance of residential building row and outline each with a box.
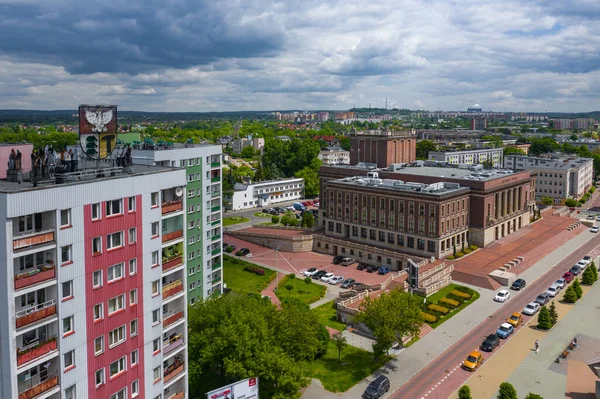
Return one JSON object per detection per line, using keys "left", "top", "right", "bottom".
{"left": 228, "top": 177, "right": 304, "bottom": 211}
{"left": 428, "top": 147, "right": 503, "bottom": 168}
{"left": 318, "top": 146, "right": 350, "bottom": 165}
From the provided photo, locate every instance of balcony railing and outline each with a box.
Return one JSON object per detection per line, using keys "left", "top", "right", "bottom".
{"left": 211, "top": 234, "right": 221, "bottom": 241}
{"left": 18, "top": 373, "right": 58, "bottom": 399}
{"left": 162, "top": 200, "right": 183, "bottom": 215}
{"left": 17, "top": 337, "right": 57, "bottom": 367}
{"left": 211, "top": 206, "right": 220, "bottom": 212}
{"left": 164, "top": 360, "right": 185, "bottom": 383}
{"left": 16, "top": 300, "right": 57, "bottom": 329}
{"left": 163, "top": 280, "right": 184, "bottom": 299}
{"left": 13, "top": 229, "right": 55, "bottom": 251}
{"left": 212, "top": 275, "right": 221, "bottom": 284}
{"left": 211, "top": 161, "right": 220, "bottom": 168}
{"left": 211, "top": 248, "right": 220, "bottom": 255}
{"left": 168, "top": 391, "right": 185, "bottom": 399}
{"left": 163, "top": 334, "right": 184, "bottom": 355}
{"left": 211, "top": 219, "right": 221, "bottom": 226}
{"left": 211, "top": 191, "right": 220, "bottom": 198}
{"left": 163, "top": 311, "right": 184, "bottom": 328}
{"left": 211, "top": 176, "right": 220, "bottom": 182}
{"left": 162, "top": 255, "right": 183, "bottom": 273}
{"left": 162, "top": 230, "right": 183, "bottom": 244}
{"left": 212, "top": 262, "right": 221, "bottom": 270}
{"left": 14, "top": 264, "right": 56, "bottom": 290}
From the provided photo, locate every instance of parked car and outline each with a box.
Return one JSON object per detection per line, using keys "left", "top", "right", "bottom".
{"left": 522, "top": 302, "right": 540, "bottom": 316}
{"left": 562, "top": 271, "right": 575, "bottom": 283}
{"left": 357, "top": 262, "right": 368, "bottom": 270}
{"left": 546, "top": 284, "right": 560, "bottom": 297}
{"left": 274, "top": 207, "right": 286, "bottom": 214}
{"left": 576, "top": 260, "right": 588, "bottom": 268}
{"left": 480, "top": 334, "right": 500, "bottom": 352}
{"left": 367, "top": 265, "right": 380, "bottom": 273}
{"left": 235, "top": 248, "right": 251, "bottom": 257}
{"left": 285, "top": 205, "right": 295, "bottom": 211}
{"left": 555, "top": 278, "right": 566, "bottom": 289}
{"left": 534, "top": 292, "right": 550, "bottom": 305}
{"left": 303, "top": 268, "right": 317, "bottom": 277}
{"left": 378, "top": 267, "right": 391, "bottom": 275}
{"left": 329, "top": 276, "right": 344, "bottom": 285}
{"left": 569, "top": 265, "right": 583, "bottom": 275}
{"left": 266, "top": 208, "right": 277, "bottom": 215}
{"left": 462, "top": 351, "right": 484, "bottom": 371}
{"left": 333, "top": 256, "right": 344, "bottom": 265}
{"left": 341, "top": 257, "right": 355, "bottom": 266}
{"left": 341, "top": 278, "right": 356, "bottom": 289}
{"left": 496, "top": 322, "right": 514, "bottom": 339}
{"left": 312, "top": 270, "right": 327, "bottom": 280}
{"left": 591, "top": 226, "right": 599, "bottom": 233}
{"left": 587, "top": 214, "right": 594, "bottom": 220}
{"left": 494, "top": 289, "right": 511, "bottom": 302}
{"left": 510, "top": 279, "right": 526, "bottom": 290}
{"left": 362, "top": 375, "right": 390, "bottom": 399}
{"left": 320, "top": 272, "right": 334, "bottom": 282}
{"left": 583, "top": 255, "right": 593, "bottom": 264}
{"left": 302, "top": 201, "right": 313, "bottom": 207}
{"left": 507, "top": 312, "right": 523, "bottom": 328}
{"left": 293, "top": 202, "right": 306, "bottom": 211}
{"left": 596, "top": 216, "right": 600, "bottom": 221}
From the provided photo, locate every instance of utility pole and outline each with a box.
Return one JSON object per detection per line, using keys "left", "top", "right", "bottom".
{"left": 275, "top": 246, "right": 281, "bottom": 291}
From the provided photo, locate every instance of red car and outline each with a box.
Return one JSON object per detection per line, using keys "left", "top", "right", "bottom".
{"left": 562, "top": 271, "right": 574, "bottom": 283}
{"left": 302, "top": 201, "right": 313, "bottom": 207}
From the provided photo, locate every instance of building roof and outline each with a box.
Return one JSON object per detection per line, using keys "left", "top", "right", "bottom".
{"left": 506, "top": 154, "right": 593, "bottom": 170}
{"left": 329, "top": 174, "right": 468, "bottom": 197}
{"left": 233, "top": 177, "right": 304, "bottom": 191}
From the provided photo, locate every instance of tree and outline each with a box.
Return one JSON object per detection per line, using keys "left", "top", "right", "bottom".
{"left": 416, "top": 140, "right": 437, "bottom": 160}
{"left": 582, "top": 265, "right": 596, "bottom": 285}
{"left": 497, "top": 382, "right": 519, "bottom": 399}
{"left": 240, "top": 145, "right": 256, "bottom": 158}
{"left": 542, "top": 197, "right": 553, "bottom": 205}
{"left": 332, "top": 332, "right": 348, "bottom": 362}
{"left": 524, "top": 394, "right": 544, "bottom": 399}
{"left": 301, "top": 211, "right": 314, "bottom": 228}
{"left": 570, "top": 133, "right": 579, "bottom": 141}
{"left": 272, "top": 215, "right": 280, "bottom": 224}
{"left": 281, "top": 214, "right": 292, "bottom": 226}
{"left": 288, "top": 218, "right": 299, "bottom": 227}
{"left": 304, "top": 277, "right": 312, "bottom": 291}
{"left": 339, "top": 136, "right": 351, "bottom": 151}
{"left": 573, "top": 278, "right": 583, "bottom": 299}
{"left": 529, "top": 137, "right": 561, "bottom": 156}
{"left": 537, "top": 305, "right": 552, "bottom": 330}
{"left": 591, "top": 261, "right": 598, "bottom": 282}
{"left": 354, "top": 288, "right": 423, "bottom": 358}
{"left": 458, "top": 385, "right": 473, "bottom": 399}
{"left": 295, "top": 158, "right": 322, "bottom": 198}
{"left": 503, "top": 147, "right": 526, "bottom": 156}
{"left": 563, "top": 285, "right": 578, "bottom": 303}
{"left": 565, "top": 198, "right": 578, "bottom": 207}
{"left": 549, "top": 301, "right": 558, "bottom": 326}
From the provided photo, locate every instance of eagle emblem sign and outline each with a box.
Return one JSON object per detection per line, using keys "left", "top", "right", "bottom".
{"left": 78, "top": 105, "right": 118, "bottom": 159}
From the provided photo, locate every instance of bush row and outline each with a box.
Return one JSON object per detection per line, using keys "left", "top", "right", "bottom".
{"left": 427, "top": 303, "right": 450, "bottom": 315}
{"left": 244, "top": 266, "right": 266, "bottom": 276}
{"left": 421, "top": 312, "right": 437, "bottom": 323}
{"left": 439, "top": 297, "right": 460, "bottom": 308}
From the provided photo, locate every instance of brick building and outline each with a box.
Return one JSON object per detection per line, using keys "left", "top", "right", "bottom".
{"left": 349, "top": 130, "right": 417, "bottom": 168}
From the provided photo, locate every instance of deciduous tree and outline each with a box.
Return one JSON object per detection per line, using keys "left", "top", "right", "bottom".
{"left": 332, "top": 332, "right": 348, "bottom": 362}
{"left": 416, "top": 140, "right": 437, "bottom": 160}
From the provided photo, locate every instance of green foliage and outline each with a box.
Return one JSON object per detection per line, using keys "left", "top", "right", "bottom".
{"left": 427, "top": 303, "right": 450, "bottom": 315}
{"left": 312, "top": 301, "right": 346, "bottom": 331}
{"left": 223, "top": 216, "right": 249, "bottom": 226}
{"left": 416, "top": 140, "right": 437, "bottom": 159}
{"left": 582, "top": 265, "right": 596, "bottom": 285}
{"left": 339, "top": 136, "right": 351, "bottom": 151}
{"left": 458, "top": 385, "right": 473, "bottom": 399}
{"left": 469, "top": 244, "right": 478, "bottom": 250}
{"left": 524, "top": 394, "right": 544, "bottom": 399}
{"left": 537, "top": 305, "right": 552, "bottom": 330}
{"left": 503, "top": 147, "right": 526, "bottom": 156}
{"left": 565, "top": 198, "right": 578, "bottom": 207}
{"left": 439, "top": 297, "right": 460, "bottom": 308}
{"left": 529, "top": 137, "right": 561, "bottom": 156}
{"left": 563, "top": 285, "right": 578, "bottom": 303}
{"left": 591, "top": 262, "right": 598, "bottom": 281}
{"left": 316, "top": 324, "right": 330, "bottom": 359}
{"left": 549, "top": 301, "right": 558, "bottom": 326}
{"left": 301, "top": 211, "right": 315, "bottom": 228}
{"left": 354, "top": 288, "right": 424, "bottom": 358}
{"left": 272, "top": 215, "right": 280, "bottom": 224}
{"left": 0, "top": 129, "right": 78, "bottom": 150}
{"left": 573, "top": 278, "right": 583, "bottom": 299}
{"left": 332, "top": 332, "right": 348, "bottom": 362}
{"left": 288, "top": 218, "right": 299, "bottom": 227}
{"left": 240, "top": 145, "right": 256, "bottom": 158}
{"left": 542, "top": 197, "right": 553, "bottom": 205}
{"left": 497, "top": 382, "right": 519, "bottom": 399}
{"left": 277, "top": 274, "right": 327, "bottom": 305}
{"left": 281, "top": 214, "right": 292, "bottom": 226}
{"left": 262, "top": 137, "right": 321, "bottom": 179}
{"left": 224, "top": 257, "right": 276, "bottom": 294}
{"left": 590, "top": 186, "right": 596, "bottom": 193}
{"left": 421, "top": 312, "right": 437, "bottom": 323}
{"left": 447, "top": 255, "right": 455, "bottom": 260}
{"left": 295, "top": 158, "right": 322, "bottom": 198}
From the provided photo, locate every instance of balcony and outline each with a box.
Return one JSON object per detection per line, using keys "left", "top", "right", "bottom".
{"left": 164, "top": 360, "right": 185, "bottom": 383}
{"left": 162, "top": 216, "right": 184, "bottom": 245}
{"left": 211, "top": 248, "right": 220, "bottom": 256}
{"left": 211, "top": 176, "right": 220, "bottom": 183}
{"left": 162, "top": 230, "right": 183, "bottom": 244}
{"left": 211, "top": 219, "right": 221, "bottom": 226}
{"left": 163, "top": 280, "right": 183, "bottom": 300}
{"left": 17, "top": 337, "right": 57, "bottom": 367}
{"left": 13, "top": 230, "right": 55, "bottom": 251}
{"left": 163, "top": 310, "right": 184, "bottom": 328}
{"left": 162, "top": 200, "right": 183, "bottom": 215}
{"left": 18, "top": 372, "right": 58, "bottom": 399}
{"left": 16, "top": 300, "right": 57, "bottom": 329}
{"left": 211, "top": 161, "right": 220, "bottom": 168}
{"left": 212, "top": 262, "right": 221, "bottom": 270}
{"left": 162, "top": 255, "right": 183, "bottom": 272}
{"left": 163, "top": 333, "right": 184, "bottom": 355}
{"left": 167, "top": 391, "right": 185, "bottom": 399}
{"left": 211, "top": 234, "right": 221, "bottom": 242}
{"left": 14, "top": 264, "right": 56, "bottom": 290}
{"left": 211, "top": 191, "right": 221, "bottom": 198}
{"left": 212, "top": 274, "right": 221, "bottom": 284}
{"left": 211, "top": 206, "right": 220, "bottom": 212}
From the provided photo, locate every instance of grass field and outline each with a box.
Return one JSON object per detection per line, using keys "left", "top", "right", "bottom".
{"left": 223, "top": 256, "right": 275, "bottom": 294}
{"left": 223, "top": 216, "right": 250, "bottom": 226}
{"left": 312, "top": 301, "right": 346, "bottom": 331}
{"left": 276, "top": 275, "right": 326, "bottom": 304}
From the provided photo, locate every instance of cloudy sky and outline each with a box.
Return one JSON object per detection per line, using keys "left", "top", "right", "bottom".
{"left": 0, "top": 0, "right": 598, "bottom": 112}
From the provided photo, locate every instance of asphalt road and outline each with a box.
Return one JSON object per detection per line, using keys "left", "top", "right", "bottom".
{"left": 389, "top": 234, "right": 600, "bottom": 399}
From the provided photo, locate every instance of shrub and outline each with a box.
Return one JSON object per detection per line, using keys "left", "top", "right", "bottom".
{"left": 469, "top": 244, "right": 478, "bottom": 251}
{"left": 590, "top": 186, "right": 596, "bottom": 193}
{"left": 458, "top": 385, "right": 473, "bottom": 399}
{"left": 447, "top": 255, "right": 455, "bottom": 260}
{"left": 464, "top": 248, "right": 472, "bottom": 254}
{"left": 243, "top": 266, "right": 265, "bottom": 276}
{"left": 271, "top": 215, "right": 280, "bottom": 224}
{"left": 563, "top": 285, "right": 578, "bottom": 303}
{"left": 582, "top": 266, "right": 596, "bottom": 285}
{"left": 447, "top": 293, "right": 466, "bottom": 303}
{"left": 285, "top": 284, "right": 294, "bottom": 291}
{"left": 573, "top": 279, "right": 583, "bottom": 299}
{"left": 225, "top": 246, "right": 234, "bottom": 253}
{"left": 427, "top": 304, "right": 450, "bottom": 315}
{"left": 451, "top": 289, "right": 471, "bottom": 299}
{"left": 565, "top": 198, "right": 578, "bottom": 207}
{"left": 456, "top": 252, "right": 464, "bottom": 258}
{"left": 288, "top": 218, "right": 299, "bottom": 227}
{"left": 440, "top": 297, "right": 460, "bottom": 308}
{"left": 288, "top": 273, "right": 296, "bottom": 280}
{"left": 549, "top": 301, "right": 558, "bottom": 326}
{"left": 537, "top": 306, "right": 552, "bottom": 330}
{"left": 421, "top": 312, "right": 437, "bottom": 323}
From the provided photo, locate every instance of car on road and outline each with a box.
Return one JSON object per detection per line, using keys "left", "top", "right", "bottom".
{"left": 362, "top": 375, "right": 390, "bottom": 399}
{"left": 357, "top": 262, "right": 368, "bottom": 270}
{"left": 546, "top": 284, "right": 560, "bottom": 297}
{"left": 555, "top": 278, "right": 566, "bottom": 289}
{"left": 510, "top": 279, "right": 526, "bottom": 290}
{"left": 312, "top": 270, "right": 327, "bottom": 280}
{"left": 378, "top": 267, "right": 391, "bottom": 275}
{"left": 320, "top": 272, "right": 334, "bottom": 282}
{"left": 367, "top": 265, "right": 380, "bottom": 273}
{"left": 462, "top": 351, "right": 484, "bottom": 371}
{"left": 592, "top": 226, "right": 599, "bottom": 233}
{"left": 302, "top": 201, "right": 313, "bottom": 207}
{"left": 569, "top": 265, "right": 583, "bottom": 275}
{"left": 522, "top": 302, "right": 540, "bottom": 315}
{"left": 266, "top": 208, "right": 278, "bottom": 215}
{"left": 235, "top": 248, "right": 251, "bottom": 257}
{"left": 496, "top": 322, "right": 515, "bottom": 339}
{"left": 333, "top": 256, "right": 344, "bottom": 265}
{"left": 480, "top": 334, "right": 500, "bottom": 352}
{"left": 563, "top": 271, "right": 575, "bottom": 283}
{"left": 507, "top": 312, "right": 523, "bottom": 328}
{"left": 534, "top": 292, "right": 550, "bottom": 305}
{"left": 494, "top": 289, "right": 511, "bottom": 302}
{"left": 341, "top": 278, "right": 356, "bottom": 289}
{"left": 303, "top": 268, "right": 317, "bottom": 277}
{"left": 328, "top": 276, "right": 344, "bottom": 285}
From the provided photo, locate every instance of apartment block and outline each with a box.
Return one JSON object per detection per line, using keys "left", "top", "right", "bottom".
{"left": 230, "top": 177, "right": 304, "bottom": 211}
{"left": 428, "top": 148, "right": 503, "bottom": 167}
{"left": 318, "top": 146, "right": 350, "bottom": 165}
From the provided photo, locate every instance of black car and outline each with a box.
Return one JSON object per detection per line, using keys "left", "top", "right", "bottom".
{"left": 312, "top": 270, "right": 327, "bottom": 280}
{"left": 480, "top": 334, "right": 500, "bottom": 352}
{"left": 367, "top": 265, "right": 380, "bottom": 273}
{"left": 569, "top": 265, "right": 583, "bottom": 276}
{"left": 362, "top": 375, "right": 390, "bottom": 399}
{"left": 341, "top": 278, "right": 356, "bottom": 289}
{"left": 235, "top": 248, "right": 250, "bottom": 256}
{"left": 357, "top": 262, "right": 368, "bottom": 270}
{"left": 333, "top": 256, "right": 344, "bottom": 265}
{"left": 511, "top": 279, "right": 526, "bottom": 290}
{"left": 274, "top": 207, "right": 286, "bottom": 214}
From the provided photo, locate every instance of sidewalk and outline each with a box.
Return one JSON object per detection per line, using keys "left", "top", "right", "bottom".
{"left": 302, "top": 229, "right": 597, "bottom": 399}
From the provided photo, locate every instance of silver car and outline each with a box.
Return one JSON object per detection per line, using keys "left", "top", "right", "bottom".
{"left": 522, "top": 302, "right": 540, "bottom": 315}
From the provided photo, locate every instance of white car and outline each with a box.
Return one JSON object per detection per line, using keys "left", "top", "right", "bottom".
{"left": 328, "top": 276, "right": 344, "bottom": 285}
{"left": 591, "top": 226, "right": 599, "bottom": 233}
{"left": 320, "top": 272, "right": 334, "bottom": 282}
{"left": 546, "top": 285, "right": 559, "bottom": 297}
{"left": 555, "top": 278, "right": 566, "bottom": 289}
{"left": 303, "top": 268, "right": 318, "bottom": 277}
{"left": 285, "top": 205, "right": 295, "bottom": 211}
{"left": 582, "top": 256, "right": 593, "bottom": 265}
{"left": 494, "top": 289, "right": 511, "bottom": 302}
{"left": 576, "top": 260, "right": 587, "bottom": 268}
{"left": 522, "top": 302, "right": 540, "bottom": 316}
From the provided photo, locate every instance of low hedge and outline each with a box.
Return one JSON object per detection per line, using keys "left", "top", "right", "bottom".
{"left": 428, "top": 304, "right": 450, "bottom": 315}
{"left": 421, "top": 312, "right": 437, "bottom": 323}
{"left": 244, "top": 266, "right": 266, "bottom": 276}
{"left": 464, "top": 248, "right": 472, "bottom": 254}
{"left": 447, "top": 293, "right": 466, "bottom": 303}
{"left": 447, "top": 255, "right": 455, "bottom": 260}
{"left": 456, "top": 252, "right": 464, "bottom": 258}
{"left": 453, "top": 286, "right": 473, "bottom": 295}
{"left": 469, "top": 244, "right": 478, "bottom": 251}
{"left": 225, "top": 246, "right": 234, "bottom": 253}
{"left": 439, "top": 297, "right": 460, "bottom": 308}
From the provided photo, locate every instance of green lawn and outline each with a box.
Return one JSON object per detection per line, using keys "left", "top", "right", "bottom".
{"left": 223, "top": 216, "right": 250, "bottom": 226}
{"left": 223, "top": 256, "right": 275, "bottom": 294}
{"left": 276, "top": 276, "right": 326, "bottom": 304}
{"left": 423, "top": 284, "right": 480, "bottom": 329}
{"left": 306, "top": 342, "right": 391, "bottom": 392}
{"left": 253, "top": 212, "right": 272, "bottom": 218}
{"left": 312, "top": 301, "right": 346, "bottom": 331}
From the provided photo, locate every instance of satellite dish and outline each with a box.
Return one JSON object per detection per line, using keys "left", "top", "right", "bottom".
{"left": 175, "top": 187, "right": 184, "bottom": 197}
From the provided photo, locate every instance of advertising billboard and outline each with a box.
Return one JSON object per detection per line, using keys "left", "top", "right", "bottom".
{"left": 206, "top": 377, "right": 259, "bottom": 399}
{"left": 78, "top": 105, "right": 118, "bottom": 159}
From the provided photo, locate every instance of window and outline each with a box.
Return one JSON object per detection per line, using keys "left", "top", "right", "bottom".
{"left": 130, "top": 319, "right": 138, "bottom": 337}
{"left": 129, "top": 258, "right": 137, "bottom": 275}
{"left": 129, "top": 289, "right": 137, "bottom": 306}
{"left": 152, "top": 338, "right": 160, "bottom": 353}
{"left": 60, "top": 209, "right": 71, "bottom": 227}
{"left": 189, "top": 267, "right": 196, "bottom": 275}
{"left": 92, "top": 237, "right": 102, "bottom": 254}
{"left": 187, "top": 173, "right": 194, "bottom": 182}
{"left": 152, "top": 309, "right": 160, "bottom": 325}
{"left": 63, "top": 316, "right": 74, "bottom": 335}
{"left": 152, "top": 280, "right": 159, "bottom": 296}
{"left": 107, "top": 231, "right": 123, "bottom": 250}
{"left": 65, "top": 385, "right": 76, "bottom": 399}
{"left": 128, "top": 196, "right": 136, "bottom": 212}
{"left": 152, "top": 251, "right": 159, "bottom": 266}
{"left": 61, "top": 245, "right": 72, "bottom": 264}
{"left": 132, "top": 380, "right": 139, "bottom": 397}
{"left": 93, "top": 303, "right": 103, "bottom": 321}
{"left": 108, "top": 325, "right": 126, "bottom": 347}
{"left": 128, "top": 228, "right": 137, "bottom": 244}
{"left": 189, "top": 236, "right": 196, "bottom": 245}
{"left": 188, "top": 220, "right": 195, "bottom": 230}
{"left": 111, "top": 388, "right": 127, "bottom": 399}
{"left": 109, "top": 356, "right": 127, "bottom": 378}
{"left": 189, "top": 282, "right": 196, "bottom": 290}
{"left": 151, "top": 192, "right": 158, "bottom": 207}
{"left": 64, "top": 350, "right": 74, "bottom": 369}
{"left": 95, "top": 336, "right": 104, "bottom": 355}
{"left": 131, "top": 349, "right": 138, "bottom": 366}
{"left": 151, "top": 222, "right": 159, "bottom": 237}
{"left": 62, "top": 280, "right": 73, "bottom": 300}
{"left": 95, "top": 368, "right": 105, "bottom": 387}
{"left": 92, "top": 203, "right": 101, "bottom": 220}
{"left": 93, "top": 270, "right": 102, "bottom": 288}
{"left": 153, "top": 366, "right": 161, "bottom": 382}
{"left": 108, "top": 294, "right": 125, "bottom": 314}
{"left": 106, "top": 199, "right": 123, "bottom": 216}
{"left": 107, "top": 263, "right": 124, "bottom": 282}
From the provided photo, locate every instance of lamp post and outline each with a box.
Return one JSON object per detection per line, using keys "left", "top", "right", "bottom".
{"left": 275, "top": 246, "right": 281, "bottom": 292}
